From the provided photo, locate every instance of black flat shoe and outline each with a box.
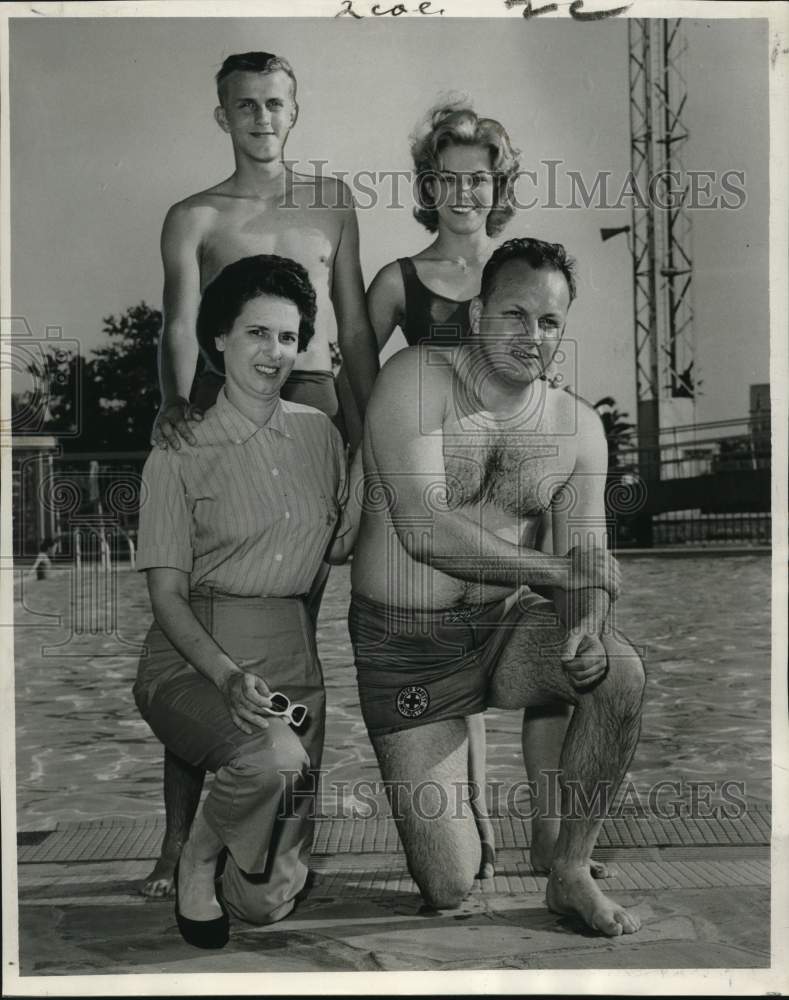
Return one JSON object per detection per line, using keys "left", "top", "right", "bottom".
{"left": 174, "top": 860, "right": 229, "bottom": 950}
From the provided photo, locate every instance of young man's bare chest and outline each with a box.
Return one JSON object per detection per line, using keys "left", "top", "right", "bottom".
{"left": 197, "top": 197, "right": 342, "bottom": 293}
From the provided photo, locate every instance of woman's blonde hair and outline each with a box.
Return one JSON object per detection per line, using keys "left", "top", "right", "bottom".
{"left": 410, "top": 97, "right": 521, "bottom": 236}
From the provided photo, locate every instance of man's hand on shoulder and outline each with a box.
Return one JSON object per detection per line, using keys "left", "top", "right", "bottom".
{"left": 157, "top": 199, "right": 206, "bottom": 433}
{"left": 151, "top": 397, "right": 204, "bottom": 450}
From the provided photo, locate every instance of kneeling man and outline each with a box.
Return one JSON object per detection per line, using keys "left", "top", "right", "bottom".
{"left": 349, "top": 237, "right": 645, "bottom": 936}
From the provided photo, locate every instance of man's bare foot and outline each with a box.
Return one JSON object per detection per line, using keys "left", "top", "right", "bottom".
{"left": 141, "top": 853, "right": 178, "bottom": 898}
{"left": 530, "top": 848, "right": 613, "bottom": 879}
{"left": 530, "top": 824, "right": 613, "bottom": 879}
{"left": 546, "top": 863, "right": 640, "bottom": 936}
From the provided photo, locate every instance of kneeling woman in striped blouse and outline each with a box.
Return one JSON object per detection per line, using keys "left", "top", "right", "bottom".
{"left": 134, "top": 255, "right": 358, "bottom": 949}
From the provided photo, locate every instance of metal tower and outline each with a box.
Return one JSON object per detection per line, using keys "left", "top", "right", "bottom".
{"left": 628, "top": 18, "right": 696, "bottom": 479}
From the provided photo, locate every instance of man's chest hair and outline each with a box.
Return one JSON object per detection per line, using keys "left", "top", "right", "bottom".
{"left": 443, "top": 429, "right": 576, "bottom": 518}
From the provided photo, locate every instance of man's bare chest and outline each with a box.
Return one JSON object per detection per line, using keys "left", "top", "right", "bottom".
{"left": 443, "top": 427, "right": 576, "bottom": 518}
{"left": 199, "top": 206, "right": 340, "bottom": 288}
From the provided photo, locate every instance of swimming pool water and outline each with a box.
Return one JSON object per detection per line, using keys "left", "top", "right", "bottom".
{"left": 13, "top": 555, "right": 771, "bottom": 829}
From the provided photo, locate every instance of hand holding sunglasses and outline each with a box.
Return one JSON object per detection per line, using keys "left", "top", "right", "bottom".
{"left": 267, "top": 691, "right": 309, "bottom": 729}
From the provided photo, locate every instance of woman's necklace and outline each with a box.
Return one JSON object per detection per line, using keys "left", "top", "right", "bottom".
{"left": 433, "top": 253, "right": 488, "bottom": 273}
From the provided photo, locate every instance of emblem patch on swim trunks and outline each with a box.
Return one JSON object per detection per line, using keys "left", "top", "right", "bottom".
{"left": 446, "top": 607, "right": 475, "bottom": 623}
{"left": 396, "top": 685, "right": 430, "bottom": 719}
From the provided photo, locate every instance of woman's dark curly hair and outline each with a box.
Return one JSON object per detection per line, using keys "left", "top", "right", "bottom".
{"left": 196, "top": 254, "right": 317, "bottom": 373}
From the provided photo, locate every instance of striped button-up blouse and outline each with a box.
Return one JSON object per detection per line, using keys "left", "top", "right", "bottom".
{"left": 136, "top": 388, "right": 348, "bottom": 596}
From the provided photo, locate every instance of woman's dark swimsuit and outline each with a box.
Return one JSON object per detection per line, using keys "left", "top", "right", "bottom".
{"left": 397, "top": 257, "right": 472, "bottom": 346}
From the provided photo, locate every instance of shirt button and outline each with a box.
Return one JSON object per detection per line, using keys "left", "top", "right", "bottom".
{"left": 284, "top": 511, "right": 290, "bottom": 519}
{"left": 275, "top": 553, "right": 283, "bottom": 561}
{"left": 271, "top": 468, "right": 279, "bottom": 476}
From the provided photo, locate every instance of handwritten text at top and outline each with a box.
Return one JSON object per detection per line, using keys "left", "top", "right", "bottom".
{"left": 335, "top": 0, "right": 631, "bottom": 19}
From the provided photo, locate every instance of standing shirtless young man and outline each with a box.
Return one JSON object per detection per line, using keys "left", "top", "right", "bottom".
{"left": 349, "top": 237, "right": 645, "bottom": 935}
{"left": 142, "top": 51, "right": 378, "bottom": 897}
{"left": 151, "top": 50, "right": 377, "bottom": 448}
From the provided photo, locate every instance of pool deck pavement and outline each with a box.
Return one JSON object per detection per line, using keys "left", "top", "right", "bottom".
{"left": 11, "top": 551, "right": 775, "bottom": 978}
{"left": 14, "top": 805, "right": 771, "bottom": 975}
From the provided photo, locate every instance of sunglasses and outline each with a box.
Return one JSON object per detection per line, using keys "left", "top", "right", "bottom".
{"left": 268, "top": 691, "right": 308, "bottom": 729}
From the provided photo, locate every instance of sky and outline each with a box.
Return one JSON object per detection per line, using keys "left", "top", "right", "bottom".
{"left": 8, "top": 14, "right": 770, "bottom": 427}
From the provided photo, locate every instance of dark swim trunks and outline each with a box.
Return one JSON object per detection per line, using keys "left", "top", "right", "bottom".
{"left": 279, "top": 370, "right": 339, "bottom": 419}
{"left": 348, "top": 590, "right": 552, "bottom": 737}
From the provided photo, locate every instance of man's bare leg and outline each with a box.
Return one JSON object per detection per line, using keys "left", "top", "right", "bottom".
{"left": 523, "top": 704, "right": 611, "bottom": 879}
{"left": 141, "top": 749, "right": 205, "bottom": 898}
{"left": 491, "top": 625, "right": 645, "bottom": 936}
{"left": 466, "top": 712, "right": 495, "bottom": 878}
{"left": 372, "top": 718, "right": 480, "bottom": 909}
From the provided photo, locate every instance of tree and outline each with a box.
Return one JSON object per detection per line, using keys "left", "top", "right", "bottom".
{"left": 12, "top": 302, "right": 163, "bottom": 451}
{"left": 593, "top": 396, "right": 636, "bottom": 472}
{"left": 593, "top": 397, "right": 641, "bottom": 547}
{"left": 87, "top": 303, "right": 162, "bottom": 451}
